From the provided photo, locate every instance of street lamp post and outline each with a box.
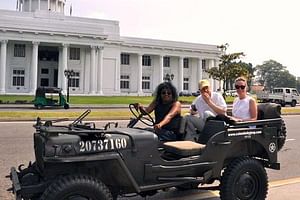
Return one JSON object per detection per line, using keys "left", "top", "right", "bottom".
{"left": 164, "top": 73, "right": 174, "bottom": 82}
{"left": 64, "top": 69, "right": 75, "bottom": 102}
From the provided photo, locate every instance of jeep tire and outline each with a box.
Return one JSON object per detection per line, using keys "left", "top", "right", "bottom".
{"left": 220, "top": 157, "right": 268, "bottom": 200}
{"left": 40, "top": 174, "right": 113, "bottom": 200}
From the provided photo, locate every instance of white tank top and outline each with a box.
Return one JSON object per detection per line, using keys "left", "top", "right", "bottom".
{"left": 232, "top": 96, "right": 251, "bottom": 120}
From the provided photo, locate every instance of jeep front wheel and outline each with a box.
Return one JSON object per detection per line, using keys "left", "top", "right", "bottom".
{"left": 220, "top": 157, "right": 268, "bottom": 200}
{"left": 40, "top": 175, "right": 113, "bottom": 200}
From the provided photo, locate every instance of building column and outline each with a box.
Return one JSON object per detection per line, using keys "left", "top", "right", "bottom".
{"left": 159, "top": 55, "right": 164, "bottom": 84}
{"left": 137, "top": 54, "right": 143, "bottom": 95}
{"left": 60, "top": 43, "right": 68, "bottom": 92}
{"left": 29, "top": 0, "right": 32, "bottom": 12}
{"left": 114, "top": 52, "right": 120, "bottom": 92}
{"left": 38, "top": 0, "right": 41, "bottom": 10}
{"left": 30, "top": 41, "right": 39, "bottom": 94}
{"left": 97, "top": 46, "right": 104, "bottom": 95}
{"left": 0, "top": 40, "right": 8, "bottom": 94}
{"left": 90, "top": 45, "right": 96, "bottom": 94}
{"left": 178, "top": 57, "right": 184, "bottom": 92}
{"left": 197, "top": 58, "right": 203, "bottom": 82}
{"left": 55, "top": 0, "right": 58, "bottom": 11}
{"left": 208, "top": 59, "right": 215, "bottom": 91}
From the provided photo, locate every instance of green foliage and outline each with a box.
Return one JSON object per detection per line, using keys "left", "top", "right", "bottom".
{"left": 255, "top": 60, "right": 296, "bottom": 89}
{"left": 207, "top": 43, "right": 255, "bottom": 91}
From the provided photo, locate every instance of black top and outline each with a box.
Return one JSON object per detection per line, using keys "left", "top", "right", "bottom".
{"left": 154, "top": 102, "right": 182, "bottom": 134}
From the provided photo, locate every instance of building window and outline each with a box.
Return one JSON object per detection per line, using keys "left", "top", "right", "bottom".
{"left": 121, "top": 54, "right": 130, "bottom": 65}
{"left": 183, "top": 58, "right": 189, "bottom": 68}
{"left": 69, "top": 72, "right": 80, "bottom": 88}
{"left": 142, "top": 55, "right": 151, "bottom": 66}
{"left": 183, "top": 78, "right": 189, "bottom": 90}
{"left": 163, "top": 56, "right": 170, "bottom": 67}
{"left": 12, "top": 69, "right": 25, "bottom": 86}
{"left": 202, "top": 60, "right": 206, "bottom": 70}
{"left": 142, "top": 76, "right": 151, "bottom": 90}
{"left": 120, "top": 75, "right": 130, "bottom": 89}
{"left": 69, "top": 48, "right": 80, "bottom": 60}
{"left": 41, "top": 68, "right": 49, "bottom": 74}
{"left": 14, "top": 44, "right": 26, "bottom": 57}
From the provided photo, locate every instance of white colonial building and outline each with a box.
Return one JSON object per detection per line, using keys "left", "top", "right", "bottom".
{"left": 0, "top": 0, "right": 221, "bottom": 96}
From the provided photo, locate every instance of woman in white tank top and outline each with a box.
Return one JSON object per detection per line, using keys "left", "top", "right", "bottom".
{"left": 231, "top": 77, "right": 257, "bottom": 122}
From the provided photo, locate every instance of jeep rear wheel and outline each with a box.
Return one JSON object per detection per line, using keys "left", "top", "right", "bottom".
{"left": 220, "top": 157, "right": 268, "bottom": 200}
{"left": 40, "top": 175, "right": 113, "bottom": 200}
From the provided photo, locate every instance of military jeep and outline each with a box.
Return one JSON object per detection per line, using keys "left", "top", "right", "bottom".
{"left": 8, "top": 103, "right": 286, "bottom": 200}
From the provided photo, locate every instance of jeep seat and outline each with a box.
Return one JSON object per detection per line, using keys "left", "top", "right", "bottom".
{"left": 163, "top": 141, "right": 206, "bottom": 157}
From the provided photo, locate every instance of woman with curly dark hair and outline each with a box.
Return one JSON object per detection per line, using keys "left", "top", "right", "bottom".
{"left": 136, "top": 82, "right": 182, "bottom": 141}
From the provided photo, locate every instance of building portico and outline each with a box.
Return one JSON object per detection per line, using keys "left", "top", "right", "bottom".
{"left": 0, "top": 0, "right": 221, "bottom": 96}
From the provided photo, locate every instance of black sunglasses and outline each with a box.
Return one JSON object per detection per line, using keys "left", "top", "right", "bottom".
{"left": 161, "top": 91, "right": 171, "bottom": 95}
{"left": 235, "top": 85, "right": 246, "bottom": 90}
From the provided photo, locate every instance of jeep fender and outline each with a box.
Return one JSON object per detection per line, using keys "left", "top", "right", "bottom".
{"left": 43, "top": 152, "right": 141, "bottom": 193}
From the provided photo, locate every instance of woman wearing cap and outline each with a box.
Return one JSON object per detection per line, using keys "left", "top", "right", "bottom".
{"left": 230, "top": 77, "right": 257, "bottom": 122}
{"left": 136, "top": 82, "right": 182, "bottom": 141}
{"left": 184, "top": 79, "right": 227, "bottom": 141}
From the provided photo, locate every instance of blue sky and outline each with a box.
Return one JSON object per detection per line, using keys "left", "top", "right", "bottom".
{"left": 1, "top": 0, "right": 300, "bottom": 77}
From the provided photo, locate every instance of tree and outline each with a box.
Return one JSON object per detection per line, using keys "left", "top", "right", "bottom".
{"left": 207, "top": 44, "right": 255, "bottom": 91}
{"left": 256, "top": 60, "right": 296, "bottom": 90}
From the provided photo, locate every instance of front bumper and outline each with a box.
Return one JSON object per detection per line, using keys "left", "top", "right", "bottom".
{"left": 9, "top": 166, "right": 46, "bottom": 200}
{"left": 9, "top": 167, "right": 22, "bottom": 200}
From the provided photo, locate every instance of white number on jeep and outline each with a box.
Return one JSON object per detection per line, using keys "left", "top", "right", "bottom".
{"left": 79, "top": 138, "right": 128, "bottom": 152}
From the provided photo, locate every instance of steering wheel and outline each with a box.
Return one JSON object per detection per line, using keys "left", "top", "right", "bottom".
{"left": 129, "top": 103, "right": 155, "bottom": 127}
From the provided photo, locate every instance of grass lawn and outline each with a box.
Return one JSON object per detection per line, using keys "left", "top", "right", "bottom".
{"left": 0, "top": 95, "right": 235, "bottom": 105}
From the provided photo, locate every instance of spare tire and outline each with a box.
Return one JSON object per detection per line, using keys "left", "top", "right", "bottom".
{"left": 278, "top": 119, "right": 287, "bottom": 151}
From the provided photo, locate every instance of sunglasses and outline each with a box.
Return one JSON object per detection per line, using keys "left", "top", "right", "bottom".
{"left": 161, "top": 91, "right": 171, "bottom": 95}
{"left": 235, "top": 85, "right": 246, "bottom": 90}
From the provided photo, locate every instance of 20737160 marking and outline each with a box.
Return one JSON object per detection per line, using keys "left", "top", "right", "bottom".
{"left": 79, "top": 138, "right": 128, "bottom": 152}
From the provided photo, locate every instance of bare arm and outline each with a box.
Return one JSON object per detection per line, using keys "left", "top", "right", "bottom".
{"left": 136, "top": 100, "right": 156, "bottom": 114}
{"left": 202, "top": 93, "right": 226, "bottom": 115}
{"left": 144, "top": 100, "right": 156, "bottom": 114}
{"left": 248, "top": 98, "right": 257, "bottom": 121}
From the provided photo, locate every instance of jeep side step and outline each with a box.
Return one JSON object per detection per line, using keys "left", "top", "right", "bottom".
{"left": 158, "top": 176, "right": 204, "bottom": 182}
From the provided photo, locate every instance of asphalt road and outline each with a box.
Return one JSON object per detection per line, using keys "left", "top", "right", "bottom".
{"left": 1, "top": 116, "right": 300, "bottom": 200}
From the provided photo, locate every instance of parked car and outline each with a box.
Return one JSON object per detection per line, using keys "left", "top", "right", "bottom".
{"left": 192, "top": 90, "right": 200, "bottom": 96}
{"left": 179, "top": 91, "right": 192, "bottom": 96}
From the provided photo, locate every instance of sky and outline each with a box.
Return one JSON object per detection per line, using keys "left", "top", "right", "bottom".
{"left": 1, "top": 0, "right": 300, "bottom": 77}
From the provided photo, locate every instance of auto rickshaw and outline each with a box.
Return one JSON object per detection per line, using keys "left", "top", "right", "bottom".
{"left": 33, "top": 87, "right": 69, "bottom": 109}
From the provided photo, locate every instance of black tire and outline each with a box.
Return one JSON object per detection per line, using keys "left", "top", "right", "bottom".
{"left": 291, "top": 100, "right": 297, "bottom": 107}
{"left": 220, "top": 157, "right": 268, "bottom": 200}
{"left": 40, "top": 175, "right": 113, "bottom": 200}
{"left": 64, "top": 104, "right": 70, "bottom": 109}
{"left": 278, "top": 120, "right": 287, "bottom": 151}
